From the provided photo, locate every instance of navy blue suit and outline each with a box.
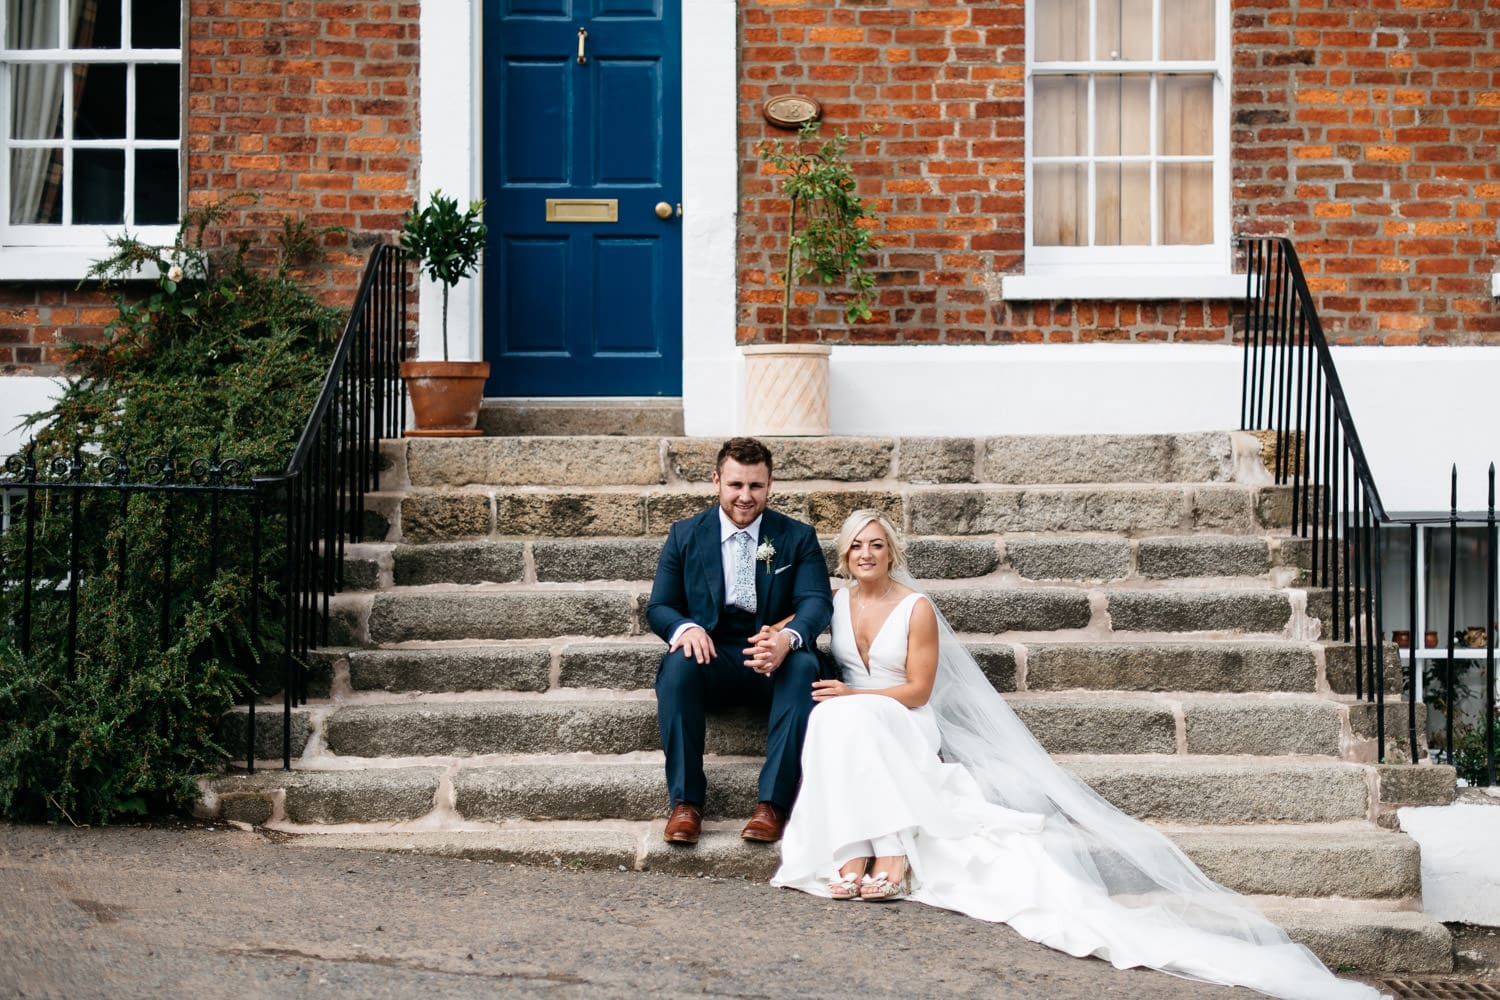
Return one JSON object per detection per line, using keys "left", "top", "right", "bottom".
{"left": 647, "top": 505, "right": 833, "bottom": 810}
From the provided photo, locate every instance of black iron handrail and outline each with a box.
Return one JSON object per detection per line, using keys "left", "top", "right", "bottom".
{"left": 1239, "top": 237, "right": 1401, "bottom": 758}
{"left": 251, "top": 241, "right": 408, "bottom": 768}
{"left": 1240, "top": 237, "right": 1498, "bottom": 782}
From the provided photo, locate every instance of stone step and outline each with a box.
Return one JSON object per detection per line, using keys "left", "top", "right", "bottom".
{"left": 312, "top": 693, "right": 1353, "bottom": 760}
{"left": 342, "top": 585, "right": 1307, "bottom": 646}
{"left": 310, "top": 638, "right": 1335, "bottom": 696}
{"left": 273, "top": 823, "right": 1420, "bottom": 902}
{"left": 348, "top": 533, "right": 1298, "bottom": 589}
{"left": 206, "top": 756, "right": 1449, "bottom": 829}
{"left": 399, "top": 432, "right": 1243, "bottom": 489}
{"left": 391, "top": 483, "right": 1292, "bottom": 543}
{"left": 476, "top": 398, "right": 684, "bottom": 438}
{"left": 265, "top": 827, "right": 1448, "bottom": 973}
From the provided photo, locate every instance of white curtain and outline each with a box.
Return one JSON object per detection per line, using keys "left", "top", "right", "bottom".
{"left": 7, "top": 0, "right": 77, "bottom": 225}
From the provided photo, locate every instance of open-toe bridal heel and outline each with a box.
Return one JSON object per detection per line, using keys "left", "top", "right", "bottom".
{"left": 828, "top": 858, "right": 870, "bottom": 900}
{"left": 859, "top": 861, "right": 911, "bottom": 902}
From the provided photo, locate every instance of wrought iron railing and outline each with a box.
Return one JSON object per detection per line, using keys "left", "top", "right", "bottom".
{"left": 1240, "top": 236, "right": 1494, "bottom": 782}
{"left": 0, "top": 242, "right": 408, "bottom": 773}
{"left": 250, "top": 241, "right": 408, "bottom": 767}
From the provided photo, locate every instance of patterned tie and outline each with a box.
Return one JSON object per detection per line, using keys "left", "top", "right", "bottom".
{"left": 730, "top": 530, "right": 757, "bottom": 613}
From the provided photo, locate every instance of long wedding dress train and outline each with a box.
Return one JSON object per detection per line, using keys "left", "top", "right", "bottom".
{"left": 771, "top": 588, "right": 1381, "bottom": 1000}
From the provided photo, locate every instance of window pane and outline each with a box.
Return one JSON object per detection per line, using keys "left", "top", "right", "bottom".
{"left": 1034, "top": 76, "right": 1087, "bottom": 157}
{"left": 132, "top": 2, "right": 181, "bottom": 48}
{"left": 1096, "top": 0, "right": 1152, "bottom": 61}
{"left": 76, "top": 0, "right": 123, "bottom": 48}
{"left": 72, "top": 63, "right": 126, "bottom": 138}
{"left": 1034, "top": 0, "right": 1088, "bottom": 61}
{"left": 1035, "top": 164, "right": 1088, "bottom": 246}
{"left": 9, "top": 64, "right": 66, "bottom": 138}
{"left": 1095, "top": 75, "right": 1150, "bottom": 156}
{"left": 1159, "top": 74, "right": 1213, "bottom": 155}
{"left": 9, "top": 148, "right": 63, "bottom": 224}
{"left": 73, "top": 147, "right": 124, "bottom": 223}
{"left": 7, "top": 0, "right": 61, "bottom": 48}
{"left": 134, "top": 148, "right": 178, "bottom": 224}
{"left": 1161, "top": 0, "right": 1214, "bottom": 60}
{"left": 1095, "top": 163, "right": 1150, "bottom": 245}
{"left": 1160, "top": 163, "right": 1212, "bottom": 244}
{"left": 136, "top": 64, "right": 180, "bottom": 138}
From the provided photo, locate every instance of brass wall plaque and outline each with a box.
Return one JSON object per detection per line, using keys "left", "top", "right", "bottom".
{"left": 546, "top": 199, "right": 618, "bottom": 223}
{"left": 762, "top": 94, "right": 821, "bottom": 129}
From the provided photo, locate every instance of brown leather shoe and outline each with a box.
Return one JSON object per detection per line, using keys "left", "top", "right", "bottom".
{"left": 663, "top": 802, "right": 702, "bottom": 844}
{"left": 740, "top": 802, "right": 787, "bottom": 843}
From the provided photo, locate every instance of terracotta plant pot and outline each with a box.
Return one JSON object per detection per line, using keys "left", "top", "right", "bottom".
{"left": 400, "top": 360, "right": 490, "bottom": 437}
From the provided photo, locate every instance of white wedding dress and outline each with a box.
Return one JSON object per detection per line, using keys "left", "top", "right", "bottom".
{"left": 772, "top": 587, "right": 1381, "bottom": 1000}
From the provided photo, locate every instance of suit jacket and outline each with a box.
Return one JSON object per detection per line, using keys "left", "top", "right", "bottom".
{"left": 647, "top": 505, "right": 833, "bottom": 646}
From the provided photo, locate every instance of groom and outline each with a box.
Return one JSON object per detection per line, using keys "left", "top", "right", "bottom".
{"left": 647, "top": 437, "right": 833, "bottom": 845}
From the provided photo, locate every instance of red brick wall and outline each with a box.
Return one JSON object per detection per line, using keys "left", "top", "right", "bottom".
{"left": 1, "top": 1, "right": 420, "bottom": 375}
{"left": 737, "top": 0, "right": 1500, "bottom": 346}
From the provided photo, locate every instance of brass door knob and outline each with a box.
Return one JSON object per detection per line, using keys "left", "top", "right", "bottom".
{"left": 654, "top": 201, "right": 673, "bottom": 219}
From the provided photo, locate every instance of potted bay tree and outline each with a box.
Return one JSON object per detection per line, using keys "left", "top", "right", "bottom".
{"left": 746, "top": 121, "right": 878, "bottom": 435}
{"left": 399, "top": 190, "right": 489, "bottom": 436}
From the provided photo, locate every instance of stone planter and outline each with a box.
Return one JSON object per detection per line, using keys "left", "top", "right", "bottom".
{"left": 401, "top": 360, "right": 490, "bottom": 437}
{"left": 741, "top": 343, "right": 831, "bottom": 437}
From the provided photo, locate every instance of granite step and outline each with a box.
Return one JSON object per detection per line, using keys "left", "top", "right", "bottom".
{"left": 397, "top": 432, "right": 1246, "bottom": 489}
{"left": 267, "top": 827, "right": 1448, "bottom": 973}
{"left": 308, "top": 693, "right": 1353, "bottom": 760}
{"left": 344, "top": 533, "right": 1301, "bottom": 590}
{"left": 309, "top": 638, "right": 1335, "bottom": 697}
{"left": 273, "top": 823, "right": 1421, "bottom": 901}
{"left": 204, "top": 756, "right": 1452, "bottom": 829}
{"left": 337, "top": 585, "right": 1309, "bottom": 646}
{"left": 388, "top": 483, "right": 1293, "bottom": 543}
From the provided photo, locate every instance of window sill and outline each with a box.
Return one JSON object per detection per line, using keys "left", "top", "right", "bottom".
{"left": 999, "top": 272, "right": 1251, "bottom": 302}
{"left": 0, "top": 247, "right": 107, "bottom": 281}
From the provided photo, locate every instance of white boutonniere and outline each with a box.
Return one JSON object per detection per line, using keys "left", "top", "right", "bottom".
{"left": 756, "top": 539, "right": 776, "bottom": 569}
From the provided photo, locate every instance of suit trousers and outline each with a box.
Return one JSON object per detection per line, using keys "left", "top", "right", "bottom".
{"left": 655, "top": 609, "right": 819, "bottom": 811}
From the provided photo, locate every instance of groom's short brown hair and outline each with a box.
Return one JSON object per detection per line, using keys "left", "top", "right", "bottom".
{"left": 716, "top": 437, "right": 773, "bottom": 476}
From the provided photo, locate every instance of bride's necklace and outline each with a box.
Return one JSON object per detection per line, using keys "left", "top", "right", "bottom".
{"left": 852, "top": 580, "right": 894, "bottom": 612}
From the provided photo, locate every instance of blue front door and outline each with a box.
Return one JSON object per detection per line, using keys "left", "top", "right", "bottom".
{"left": 482, "top": 0, "right": 682, "bottom": 397}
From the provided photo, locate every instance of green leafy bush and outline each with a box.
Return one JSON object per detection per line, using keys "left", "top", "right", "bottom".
{"left": 0, "top": 201, "right": 344, "bottom": 824}
{"left": 1452, "top": 718, "right": 1499, "bottom": 787}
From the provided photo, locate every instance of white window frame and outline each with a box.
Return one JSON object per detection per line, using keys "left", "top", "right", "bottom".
{"left": 0, "top": 0, "right": 183, "bottom": 279}
{"left": 1005, "top": 0, "right": 1238, "bottom": 300}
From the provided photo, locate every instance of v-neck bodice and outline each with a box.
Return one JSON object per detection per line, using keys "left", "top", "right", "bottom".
{"left": 833, "top": 588, "right": 926, "bottom": 688}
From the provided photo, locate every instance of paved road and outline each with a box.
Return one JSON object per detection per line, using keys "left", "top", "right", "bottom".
{"left": 1, "top": 821, "right": 1370, "bottom": 1000}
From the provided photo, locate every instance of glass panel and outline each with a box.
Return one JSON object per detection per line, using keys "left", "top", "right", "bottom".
{"left": 1034, "top": 0, "right": 1088, "bottom": 62}
{"left": 134, "top": 148, "right": 178, "bottom": 224}
{"left": 1095, "top": 75, "right": 1150, "bottom": 156}
{"left": 1159, "top": 162, "right": 1212, "bottom": 244}
{"left": 9, "top": 64, "right": 66, "bottom": 138}
{"left": 8, "top": 148, "right": 63, "bottom": 224}
{"left": 1034, "top": 163, "right": 1088, "bottom": 246}
{"left": 7, "top": 0, "right": 60, "bottom": 48}
{"left": 1159, "top": 74, "right": 1214, "bottom": 155}
{"left": 132, "top": 1, "right": 181, "bottom": 48}
{"left": 76, "top": 0, "right": 123, "bottom": 48}
{"left": 1033, "top": 75, "right": 1087, "bottom": 157}
{"left": 1160, "top": 0, "right": 1214, "bottom": 60}
{"left": 1095, "top": 0, "right": 1152, "bottom": 61}
{"left": 72, "top": 147, "right": 124, "bottom": 223}
{"left": 135, "top": 64, "right": 180, "bottom": 138}
{"left": 1095, "top": 162, "right": 1150, "bottom": 245}
{"left": 71, "top": 62, "right": 126, "bottom": 138}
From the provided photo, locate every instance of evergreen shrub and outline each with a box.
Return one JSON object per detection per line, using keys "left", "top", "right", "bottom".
{"left": 0, "top": 202, "right": 344, "bottom": 824}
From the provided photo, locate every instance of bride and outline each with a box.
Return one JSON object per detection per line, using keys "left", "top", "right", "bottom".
{"left": 770, "top": 510, "right": 1381, "bottom": 1000}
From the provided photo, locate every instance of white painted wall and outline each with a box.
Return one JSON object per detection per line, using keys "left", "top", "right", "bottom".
{"left": 0, "top": 376, "right": 62, "bottom": 455}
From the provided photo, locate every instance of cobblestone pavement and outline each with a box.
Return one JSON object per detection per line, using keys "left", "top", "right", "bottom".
{"left": 1, "top": 821, "right": 1379, "bottom": 1000}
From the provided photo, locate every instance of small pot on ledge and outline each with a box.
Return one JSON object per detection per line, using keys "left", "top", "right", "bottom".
{"left": 401, "top": 359, "right": 490, "bottom": 437}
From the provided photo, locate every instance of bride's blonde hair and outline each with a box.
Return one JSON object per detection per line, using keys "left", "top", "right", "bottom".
{"left": 834, "top": 509, "right": 908, "bottom": 579}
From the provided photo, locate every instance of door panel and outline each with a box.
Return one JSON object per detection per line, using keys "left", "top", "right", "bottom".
{"left": 483, "top": 0, "right": 682, "bottom": 397}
